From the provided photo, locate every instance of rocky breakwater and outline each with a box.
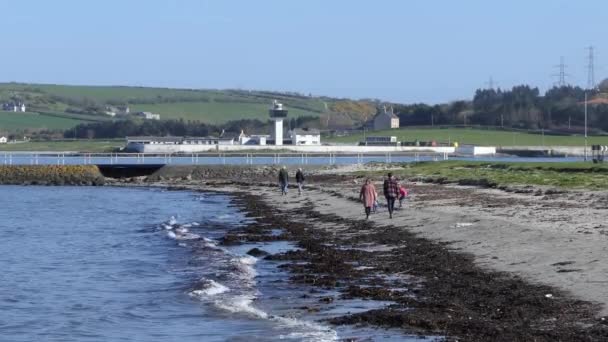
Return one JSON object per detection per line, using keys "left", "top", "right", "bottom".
{"left": 0, "top": 165, "right": 106, "bottom": 186}
{"left": 142, "top": 165, "right": 335, "bottom": 184}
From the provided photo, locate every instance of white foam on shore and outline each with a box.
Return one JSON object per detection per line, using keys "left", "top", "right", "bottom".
{"left": 190, "top": 279, "right": 230, "bottom": 298}
{"left": 168, "top": 216, "right": 178, "bottom": 225}
{"left": 214, "top": 295, "right": 268, "bottom": 319}
{"left": 213, "top": 295, "right": 337, "bottom": 341}
{"left": 232, "top": 256, "right": 258, "bottom": 282}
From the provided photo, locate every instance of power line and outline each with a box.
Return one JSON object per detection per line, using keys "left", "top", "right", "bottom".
{"left": 485, "top": 76, "right": 497, "bottom": 89}
{"left": 587, "top": 46, "right": 596, "bottom": 90}
{"left": 553, "top": 56, "right": 569, "bottom": 87}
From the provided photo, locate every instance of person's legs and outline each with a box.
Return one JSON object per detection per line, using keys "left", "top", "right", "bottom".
{"left": 387, "top": 197, "right": 395, "bottom": 218}
{"left": 365, "top": 206, "right": 371, "bottom": 219}
{"left": 283, "top": 183, "right": 288, "bottom": 195}
{"left": 298, "top": 182, "right": 302, "bottom": 195}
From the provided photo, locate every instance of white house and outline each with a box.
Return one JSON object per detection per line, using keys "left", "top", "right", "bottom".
{"left": 105, "top": 105, "right": 130, "bottom": 117}
{"left": 238, "top": 130, "right": 268, "bottom": 145}
{"left": 2, "top": 102, "right": 26, "bottom": 112}
{"left": 0, "top": 136, "right": 7, "bottom": 144}
{"left": 290, "top": 128, "right": 321, "bottom": 145}
{"left": 373, "top": 105, "right": 399, "bottom": 130}
{"left": 136, "top": 111, "right": 160, "bottom": 120}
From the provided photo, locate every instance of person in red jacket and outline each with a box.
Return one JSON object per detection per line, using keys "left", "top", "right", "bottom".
{"left": 398, "top": 184, "right": 409, "bottom": 208}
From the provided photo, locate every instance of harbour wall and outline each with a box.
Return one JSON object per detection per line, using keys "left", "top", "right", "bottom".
{"left": 0, "top": 165, "right": 106, "bottom": 185}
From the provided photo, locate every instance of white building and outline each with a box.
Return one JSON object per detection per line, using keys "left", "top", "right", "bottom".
{"left": 136, "top": 111, "right": 160, "bottom": 120}
{"left": 2, "top": 102, "right": 26, "bottom": 112}
{"left": 290, "top": 128, "right": 321, "bottom": 145}
{"left": 0, "top": 136, "right": 7, "bottom": 144}
{"left": 373, "top": 105, "right": 399, "bottom": 130}
{"left": 238, "top": 130, "right": 268, "bottom": 145}
{"left": 125, "top": 136, "right": 235, "bottom": 153}
{"left": 105, "top": 105, "right": 130, "bottom": 117}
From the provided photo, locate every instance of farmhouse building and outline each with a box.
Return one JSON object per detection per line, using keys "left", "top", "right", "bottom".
{"left": 0, "top": 136, "right": 7, "bottom": 144}
{"left": 136, "top": 111, "right": 160, "bottom": 120}
{"left": 2, "top": 102, "right": 26, "bottom": 112}
{"left": 373, "top": 105, "right": 399, "bottom": 130}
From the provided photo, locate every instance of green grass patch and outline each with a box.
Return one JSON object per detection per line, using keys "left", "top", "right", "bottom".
{"left": 327, "top": 127, "right": 608, "bottom": 147}
{"left": 129, "top": 101, "right": 320, "bottom": 124}
{"left": 365, "top": 160, "right": 608, "bottom": 189}
{"left": 0, "top": 112, "right": 86, "bottom": 131}
{"left": 0, "top": 139, "right": 124, "bottom": 152}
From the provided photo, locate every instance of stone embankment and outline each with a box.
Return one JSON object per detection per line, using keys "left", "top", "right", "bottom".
{"left": 0, "top": 165, "right": 105, "bottom": 186}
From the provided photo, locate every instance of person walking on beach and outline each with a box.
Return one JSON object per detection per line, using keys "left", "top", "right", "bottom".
{"left": 359, "top": 178, "right": 377, "bottom": 219}
{"left": 278, "top": 166, "right": 289, "bottom": 195}
{"left": 295, "top": 168, "right": 305, "bottom": 195}
{"left": 383, "top": 172, "right": 400, "bottom": 219}
{"left": 398, "top": 184, "right": 409, "bottom": 208}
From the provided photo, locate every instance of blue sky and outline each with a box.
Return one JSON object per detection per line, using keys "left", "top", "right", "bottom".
{"left": 1, "top": 0, "right": 606, "bottom": 103}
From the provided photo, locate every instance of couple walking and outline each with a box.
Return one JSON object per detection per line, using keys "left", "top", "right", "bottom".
{"left": 278, "top": 166, "right": 305, "bottom": 196}
{"left": 359, "top": 172, "right": 406, "bottom": 219}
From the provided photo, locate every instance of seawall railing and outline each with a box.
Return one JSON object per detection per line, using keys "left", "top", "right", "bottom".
{"left": 1, "top": 151, "right": 450, "bottom": 166}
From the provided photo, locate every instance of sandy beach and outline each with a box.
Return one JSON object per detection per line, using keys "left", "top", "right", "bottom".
{"left": 105, "top": 163, "right": 608, "bottom": 340}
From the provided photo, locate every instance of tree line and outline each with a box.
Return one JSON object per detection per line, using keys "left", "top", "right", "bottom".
{"left": 63, "top": 115, "right": 320, "bottom": 139}
{"left": 393, "top": 84, "right": 608, "bottom": 132}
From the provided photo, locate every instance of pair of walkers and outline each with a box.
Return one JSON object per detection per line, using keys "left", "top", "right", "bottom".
{"left": 359, "top": 173, "right": 406, "bottom": 219}
{"left": 278, "top": 166, "right": 305, "bottom": 196}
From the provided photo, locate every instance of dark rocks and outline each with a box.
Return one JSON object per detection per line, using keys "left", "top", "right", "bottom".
{"left": 246, "top": 248, "right": 269, "bottom": 257}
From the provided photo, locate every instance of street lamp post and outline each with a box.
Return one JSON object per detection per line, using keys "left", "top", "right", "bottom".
{"left": 584, "top": 92, "right": 588, "bottom": 161}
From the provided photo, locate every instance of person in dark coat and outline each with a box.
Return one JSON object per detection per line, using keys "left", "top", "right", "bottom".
{"left": 383, "top": 172, "right": 400, "bottom": 219}
{"left": 278, "top": 166, "right": 289, "bottom": 195}
{"left": 295, "top": 168, "right": 305, "bottom": 195}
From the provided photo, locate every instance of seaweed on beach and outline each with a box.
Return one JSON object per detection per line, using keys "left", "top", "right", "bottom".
{"left": 221, "top": 187, "right": 608, "bottom": 342}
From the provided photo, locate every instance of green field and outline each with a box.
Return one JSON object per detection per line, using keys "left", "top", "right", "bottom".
{"left": 327, "top": 127, "right": 608, "bottom": 146}
{"left": 0, "top": 112, "right": 90, "bottom": 131}
{"left": 130, "top": 101, "right": 320, "bottom": 123}
{"left": 363, "top": 161, "right": 608, "bottom": 189}
{"left": 0, "top": 139, "right": 124, "bottom": 152}
{"left": 0, "top": 83, "right": 328, "bottom": 130}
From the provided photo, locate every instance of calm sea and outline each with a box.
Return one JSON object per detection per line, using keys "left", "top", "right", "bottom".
{"left": 0, "top": 186, "right": 430, "bottom": 341}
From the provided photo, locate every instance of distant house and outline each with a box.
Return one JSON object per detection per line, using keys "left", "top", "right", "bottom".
{"left": 373, "top": 105, "right": 399, "bottom": 130}
{"left": 238, "top": 130, "right": 269, "bottom": 145}
{"left": 136, "top": 111, "right": 160, "bottom": 120}
{"left": 2, "top": 102, "right": 26, "bottom": 112}
{"left": 290, "top": 128, "right": 321, "bottom": 145}
{"left": 104, "top": 105, "right": 130, "bottom": 117}
{"left": 0, "top": 136, "right": 7, "bottom": 144}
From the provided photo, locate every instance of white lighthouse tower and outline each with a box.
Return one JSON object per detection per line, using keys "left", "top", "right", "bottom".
{"left": 269, "top": 100, "right": 288, "bottom": 145}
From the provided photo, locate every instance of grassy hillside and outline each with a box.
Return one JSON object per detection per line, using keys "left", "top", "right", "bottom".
{"left": 0, "top": 139, "right": 123, "bottom": 152}
{"left": 0, "top": 83, "right": 329, "bottom": 131}
{"left": 129, "top": 101, "right": 322, "bottom": 122}
{"left": 327, "top": 127, "right": 608, "bottom": 146}
{"left": 0, "top": 112, "right": 88, "bottom": 132}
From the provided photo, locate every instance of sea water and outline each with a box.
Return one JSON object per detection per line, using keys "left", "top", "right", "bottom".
{"left": 0, "top": 186, "right": 432, "bottom": 341}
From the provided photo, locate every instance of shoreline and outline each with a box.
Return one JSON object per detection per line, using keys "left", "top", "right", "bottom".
{"left": 5, "top": 164, "right": 608, "bottom": 340}
{"left": 123, "top": 176, "right": 608, "bottom": 341}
